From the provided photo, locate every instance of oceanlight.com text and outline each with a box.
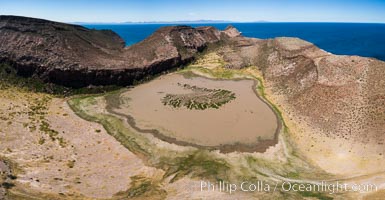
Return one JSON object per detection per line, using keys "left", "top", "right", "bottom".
{"left": 199, "top": 180, "right": 378, "bottom": 194}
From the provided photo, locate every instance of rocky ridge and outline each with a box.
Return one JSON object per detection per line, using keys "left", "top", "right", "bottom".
{"left": 0, "top": 16, "right": 238, "bottom": 87}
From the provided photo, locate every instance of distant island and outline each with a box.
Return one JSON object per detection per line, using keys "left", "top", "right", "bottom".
{"left": 73, "top": 19, "right": 270, "bottom": 25}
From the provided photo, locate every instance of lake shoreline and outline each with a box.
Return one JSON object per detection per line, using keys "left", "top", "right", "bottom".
{"left": 104, "top": 72, "right": 282, "bottom": 153}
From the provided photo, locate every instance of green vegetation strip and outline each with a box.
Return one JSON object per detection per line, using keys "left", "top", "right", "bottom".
{"left": 162, "top": 83, "right": 236, "bottom": 110}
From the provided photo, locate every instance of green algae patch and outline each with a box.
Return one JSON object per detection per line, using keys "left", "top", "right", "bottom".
{"left": 114, "top": 176, "right": 167, "bottom": 200}
{"left": 161, "top": 83, "right": 236, "bottom": 110}
{"left": 160, "top": 151, "right": 231, "bottom": 183}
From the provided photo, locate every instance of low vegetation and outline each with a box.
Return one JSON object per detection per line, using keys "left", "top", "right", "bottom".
{"left": 114, "top": 175, "right": 167, "bottom": 199}
{"left": 0, "top": 63, "right": 121, "bottom": 96}
{"left": 162, "top": 83, "right": 236, "bottom": 110}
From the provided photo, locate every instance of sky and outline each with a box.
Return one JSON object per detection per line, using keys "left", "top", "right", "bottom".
{"left": 1, "top": 0, "right": 385, "bottom": 23}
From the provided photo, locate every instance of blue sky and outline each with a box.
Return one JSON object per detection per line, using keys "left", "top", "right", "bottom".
{"left": 1, "top": 0, "right": 385, "bottom": 23}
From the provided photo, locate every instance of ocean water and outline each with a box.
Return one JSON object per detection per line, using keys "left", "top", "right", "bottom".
{"left": 84, "top": 23, "right": 385, "bottom": 61}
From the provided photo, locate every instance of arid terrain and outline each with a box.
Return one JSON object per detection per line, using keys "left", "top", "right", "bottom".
{"left": 0, "top": 16, "right": 384, "bottom": 199}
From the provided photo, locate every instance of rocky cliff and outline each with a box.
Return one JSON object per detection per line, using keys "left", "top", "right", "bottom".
{"left": 0, "top": 16, "right": 237, "bottom": 87}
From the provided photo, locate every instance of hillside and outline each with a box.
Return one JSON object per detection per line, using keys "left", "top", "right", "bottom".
{"left": 0, "top": 16, "right": 238, "bottom": 87}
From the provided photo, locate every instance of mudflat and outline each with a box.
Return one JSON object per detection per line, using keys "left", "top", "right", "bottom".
{"left": 109, "top": 73, "right": 278, "bottom": 148}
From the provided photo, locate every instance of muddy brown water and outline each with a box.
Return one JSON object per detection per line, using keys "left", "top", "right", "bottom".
{"left": 107, "top": 73, "right": 280, "bottom": 153}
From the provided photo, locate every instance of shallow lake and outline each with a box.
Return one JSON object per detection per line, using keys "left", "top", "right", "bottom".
{"left": 109, "top": 73, "right": 278, "bottom": 150}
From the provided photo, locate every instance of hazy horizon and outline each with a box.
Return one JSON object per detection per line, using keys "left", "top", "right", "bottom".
{"left": 2, "top": 15, "right": 385, "bottom": 25}
{"left": 1, "top": 0, "right": 385, "bottom": 23}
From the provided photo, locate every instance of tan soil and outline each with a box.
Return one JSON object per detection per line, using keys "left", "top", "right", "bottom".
{"left": 0, "top": 88, "right": 160, "bottom": 198}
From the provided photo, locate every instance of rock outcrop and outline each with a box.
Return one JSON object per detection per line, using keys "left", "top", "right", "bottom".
{"left": 222, "top": 25, "right": 241, "bottom": 38}
{"left": 0, "top": 16, "right": 233, "bottom": 87}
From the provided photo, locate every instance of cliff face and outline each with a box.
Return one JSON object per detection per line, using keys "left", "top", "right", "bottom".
{"left": 0, "top": 16, "right": 125, "bottom": 83}
{"left": 0, "top": 16, "right": 233, "bottom": 87}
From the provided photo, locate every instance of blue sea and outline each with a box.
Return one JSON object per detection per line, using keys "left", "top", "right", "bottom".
{"left": 84, "top": 23, "right": 385, "bottom": 61}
